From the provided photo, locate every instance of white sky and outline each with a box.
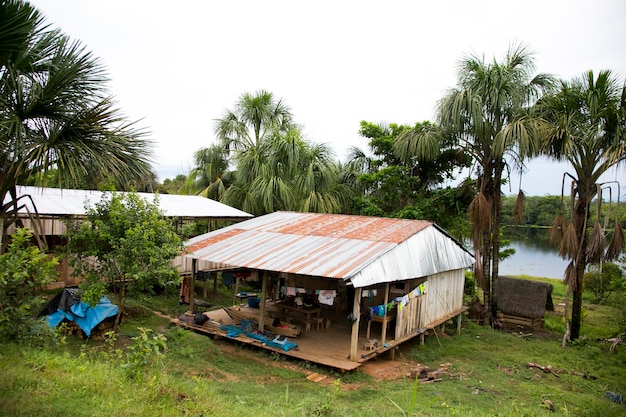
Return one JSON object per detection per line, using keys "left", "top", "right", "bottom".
{"left": 30, "top": 0, "right": 626, "bottom": 196}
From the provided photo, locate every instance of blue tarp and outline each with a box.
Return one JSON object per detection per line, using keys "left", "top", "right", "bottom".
{"left": 47, "top": 296, "right": 118, "bottom": 337}
{"left": 220, "top": 324, "right": 298, "bottom": 351}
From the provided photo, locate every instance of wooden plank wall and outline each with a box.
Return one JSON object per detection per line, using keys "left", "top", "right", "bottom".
{"left": 394, "top": 269, "right": 465, "bottom": 339}
{"left": 421, "top": 269, "right": 464, "bottom": 329}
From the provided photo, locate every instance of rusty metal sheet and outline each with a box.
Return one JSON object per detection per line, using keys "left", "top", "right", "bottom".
{"left": 183, "top": 212, "right": 474, "bottom": 287}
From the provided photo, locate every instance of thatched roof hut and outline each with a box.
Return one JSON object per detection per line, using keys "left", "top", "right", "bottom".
{"left": 495, "top": 276, "right": 554, "bottom": 319}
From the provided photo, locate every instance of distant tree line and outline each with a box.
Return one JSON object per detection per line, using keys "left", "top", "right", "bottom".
{"left": 500, "top": 195, "right": 626, "bottom": 229}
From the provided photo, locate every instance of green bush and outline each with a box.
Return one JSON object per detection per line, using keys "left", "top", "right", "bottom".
{"left": 464, "top": 270, "right": 477, "bottom": 301}
{"left": 584, "top": 263, "right": 625, "bottom": 304}
{"left": 0, "top": 228, "right": 59, "bottom": 342}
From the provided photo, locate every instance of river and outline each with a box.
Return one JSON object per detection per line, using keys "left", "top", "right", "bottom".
{"left": 493, "top": 228, "right": 569, "bottom": 279}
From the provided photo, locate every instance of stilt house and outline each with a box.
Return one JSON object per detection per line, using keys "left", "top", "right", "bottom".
{"left": 177, "top": 211, "right": 474, "bottom": 365}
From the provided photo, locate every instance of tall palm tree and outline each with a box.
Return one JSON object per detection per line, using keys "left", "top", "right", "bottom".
{"left": 214, "top": 91, "right": 353, "bottom": 215}
{"left": 396, "top": 44, "right": 554, "bottom": 321}
{"left": 214, "top": 89, "right": 294, "bottom": 154}
{"left": 0, "top": 1, "right": 154, "bottom": 247}
{"left": 220, "top": 125, "right": 353, "bottom": 215}
{"left": 539, "top": 70, "right": 626, "bottom": 341}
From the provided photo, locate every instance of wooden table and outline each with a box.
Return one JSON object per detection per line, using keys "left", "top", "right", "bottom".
{"left": 276, "top": 303, "right": 321, "bottom": 329}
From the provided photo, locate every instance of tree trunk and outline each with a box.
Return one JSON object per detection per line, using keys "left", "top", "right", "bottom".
{"left": 114, "top": 283, "right": 126, "bottom": 333}
{"left": 490, "top": 165, "right": 503, "bottom": 321}
{"left": 570, "top": 196, "right": 591, "bottom": 340}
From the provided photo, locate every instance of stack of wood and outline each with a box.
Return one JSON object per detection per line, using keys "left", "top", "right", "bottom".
{"left": 61, "top": 317, "right": 116, "bottom": 340}
{"left": 406, "top": 362, "right": 459, "bottom": 383}
{"left": 496, "top": 311, "right": 544, "bottom": 330}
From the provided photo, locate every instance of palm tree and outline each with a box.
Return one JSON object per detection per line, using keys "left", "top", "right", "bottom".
{"left": 396, "top": 44, "right": 554, "bottom": 321}
{"left": 214, "top": 91, "right": 353, "bottom": 215}
{"left": 181, "top": 144, "right": 230, "bottom": 200}
{"left": 538, "top": 70, "right": 626, "bottom": 341}
{"left": 214, "top": 90, "right": 294, "bottom": 154}
{"left": 220, "top": 125, "right": 353, "bottom": 215}
{"left": 0, "top": 1, "right": 154, "bottom": 248}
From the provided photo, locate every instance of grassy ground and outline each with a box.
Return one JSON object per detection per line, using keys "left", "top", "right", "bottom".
{"left": 1, "top": 279, "right": 625, "bottom": 416}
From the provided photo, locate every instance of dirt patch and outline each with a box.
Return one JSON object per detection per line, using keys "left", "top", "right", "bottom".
{"left": 360, "top": 358, "right": 417, "bottom": 381}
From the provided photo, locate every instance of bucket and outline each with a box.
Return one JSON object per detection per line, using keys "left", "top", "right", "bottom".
{"left": 247, "top": 297, "right": 261, "bottom": 308}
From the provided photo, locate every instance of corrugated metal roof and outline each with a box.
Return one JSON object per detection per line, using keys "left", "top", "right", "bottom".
{"left": 183, "top": 211, "right": 474, "bottom": 287}
{"left": 7, "top": 186, "right": 252, "bottom": 220}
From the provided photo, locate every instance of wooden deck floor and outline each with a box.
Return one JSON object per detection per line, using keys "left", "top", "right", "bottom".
{"left": 171, "top": 305, "right": 407, "bottom": 372}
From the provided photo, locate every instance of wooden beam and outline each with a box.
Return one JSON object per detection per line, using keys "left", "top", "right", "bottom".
{"left": 381, "top": 283, "right": 390, "bottom": 344}
{"left": 349, "top": 287, "right": 362, "bottom": 361}
{"left": 189, "top": 258, "right": 196, "bottom": 313}
{"left": 259, "top": 271, "right": 268, "bottom": 332}
{"left": 232, "top": 275, "right": 240, "bottom": 306}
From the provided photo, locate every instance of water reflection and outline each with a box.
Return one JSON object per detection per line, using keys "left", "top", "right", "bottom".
{"left": 498, "top": 227, "right": 569, "bottom": 279}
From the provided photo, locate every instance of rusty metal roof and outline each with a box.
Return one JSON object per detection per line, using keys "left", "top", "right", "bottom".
{"left": 183, "top": 211, "right": 474, "bottom": 287}
{"left": 8, "top": 186, "right": 252, "bottom": 220}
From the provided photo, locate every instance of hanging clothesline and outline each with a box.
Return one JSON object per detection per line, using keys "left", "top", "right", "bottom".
{"left": 368, "top": 283, "right": 426, "bottom": 319}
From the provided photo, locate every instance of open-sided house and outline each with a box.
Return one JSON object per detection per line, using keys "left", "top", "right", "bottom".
{"left": 176, "top": 211, "right": 474, "bottom": 369}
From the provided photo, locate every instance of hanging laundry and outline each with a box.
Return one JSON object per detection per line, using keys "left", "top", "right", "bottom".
{"left": 318, "top": 289, "right": 336, "bottom": 306}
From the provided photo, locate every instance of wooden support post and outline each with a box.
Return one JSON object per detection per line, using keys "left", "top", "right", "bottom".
{"left": 203, "top": 275, "right": 208, "bottom": 298}
{"left": 381, "top": 283, "right": 390, "bottom": 344}
{"left": 232, "top": 276, "right": 240, "bottom": 306}
{"left": 189, "top": 258, "right": 196, "bottom": 313}
{"left": 259, "top": 271, "right": 268, "bottom": 332}
{"left": 349, "top": 287, "right": 362, "bottom": 361}
{"left": 420, "top": 332, "right": 425, "bottom": 346}
{"left": 457, "top": 312, "right": 462, "bottom": 334}
{"left": 213, "top": 271, "right": 218, "bottom": 293}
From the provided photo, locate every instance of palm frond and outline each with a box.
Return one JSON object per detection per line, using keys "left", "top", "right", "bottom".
{"left": 550, "top": 213, "right": 567, "bottom": 245}
{"left": 468, "top": 192, "right": 491, "bottom": 234}
{"left": 512, "top": 190, "right": 525, "bottom": 224}
{"left": 559, "top": 222, "right": 578, "bottom": 259}
{"left": 564, "top": 261, "right": 577, "bottom": 291}
{"left": 606, "top": 223, "right": 625, "bottom": 261}
{"left": 586, "top": 221, "right": 606, "bottom": 264}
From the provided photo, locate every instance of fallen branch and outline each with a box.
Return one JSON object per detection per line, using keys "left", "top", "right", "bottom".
{"left": 527, "top": 362, "right": 559, "bottom": 377}
{"left": 527, "top": 362, "right": 597, "bottom": 380}
{"left": 608, "top": 334, "right": 623, "bottom": 353}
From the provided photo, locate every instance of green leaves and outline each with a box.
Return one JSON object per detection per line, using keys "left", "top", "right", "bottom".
{"left": 214, "top": 93, "right": 350, "bottom": 215}
{"left": 0, "top": 228, "right": 59, "bottom": 342}
{"left": 0, "top": 0, "right": 154, "bottom": 210}
{"left": 67, "top": 191, "right": 183, "bottom": 327}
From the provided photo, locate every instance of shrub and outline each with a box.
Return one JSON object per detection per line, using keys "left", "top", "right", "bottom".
{"left": 464, "top": 270, "right": 477, "bottom": 301}
{"left": 0, "top": 228, "right": 59, "bottom": 341}
{"left": 584, "top": 262, "right": 625, "bottom": 304}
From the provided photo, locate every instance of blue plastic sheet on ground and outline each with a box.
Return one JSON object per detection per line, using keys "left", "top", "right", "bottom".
{"left": 220, "top": 324, "right": 298, "bottom": 351}
{"left": 46, "top": 296, "right": 118, "bottom": 337}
